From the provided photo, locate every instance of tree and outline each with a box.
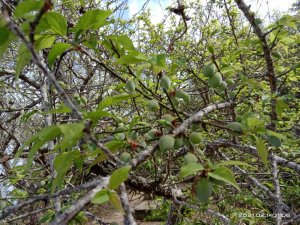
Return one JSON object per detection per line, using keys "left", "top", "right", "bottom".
{"left": 0, "top": 0, "right": 299, "bottom": 224}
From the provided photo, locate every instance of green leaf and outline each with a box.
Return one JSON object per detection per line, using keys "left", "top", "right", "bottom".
{"left": 227, "top": 122, "right": 243, "bottom": 132}
{"left": 179, "top": 163, "right": 204, "bottom": 179}
{"left": 92, "top": 189, "right": 110, "bottom": 204}
{"left": 208, "top": 166, "right": 240, "bottom": 191}
{"left": 150, "top": 53, "right": 166, "bottom": 67}
{"left": 44, "top": 104, "right": 72, "bottom": 114}
{"left": 275, "top": 99, "right": 289, "bottom": 117}
{"left": 116, "top": 52, "right": 149, "bottom": 65}
{"left": 53, "top": 150, "right": 81, "bottom": 191}
{"left": 107, "top": 35, "right": 135, "bottom": 51}
{"left": 14, "top": 0, "right": 44, "bottom": 18}
{"left": 0, "top": 27, "right": 10, "bottom": 43}
{"left": 38, "top": 210, "right": 55, "bottom": 223}
{"left": 0, "top": 27, "right": 14, "bottom": 59}
{"left": 269, "top": 135, "right": 281, "bottom": 148}
{"left": 160, "top": 76, "right": 171, "bottom": 91}
{"left": 36, "top": 12, "right": 67, "bottom": 36}
{"left": 105, "top": 141, "right": 127, "bottom": 152}
{"left": 20, "top": 110, "right": 39, "bottom": 122}
{"left": 16, "top": 125, "right": 61, "bottom": 167}
{"left": 255, "top": 136, "right": 268, "bottom": 166}
{"left": 75, "top": 9, "right": 112, "bottom": 36}
{"left": 266, "top": 130, "right": 286, "bottom": 140}
{"left": 98, "top": 93, "right": 136, "bottom": 111}
{"left": 194, "top": 178, "right": 213, "bottom": 202}
{"left": 84, "top": 110, "right": 112, "bottom": 123}
{"left": 16, "top": 44, "right": 31, "bottom": 78}
{"left": 56, "top": 123, "right": 84, "bottom": 152}
{"left": 48, "top": 43, "right": 71, "bottom": 67}
{"left": 34, "top": 35, "right": 56, "bottom": 51}
{"left": 108, "top": 191, "right": 124, "bottom": 212}
{"left": 108, "top": 166, "right": 131, "bottom": 190}
{"left": 218, "top": 160, "right": 254, "bottom": 169}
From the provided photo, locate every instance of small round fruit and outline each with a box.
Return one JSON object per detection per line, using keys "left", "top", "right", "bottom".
{"left": 189, "top": 132, "right": 202, "bottom": 144}
{"left": 40, "top": 180, "right": 46, "bottom": 186}
{"left": 184, "top": 153, "right": 198, "bottom": 164}
{"left": 227, "top": 79, "right": 234, "bottom": 86}
{"left": 281, "top": 152, "right": 289, "bottom": 158}
{"left": 160, "top": 76, "right": 171, "bottom": 90}
{"left": 159, "top": 135, "right": 174, "bottom": 152}
{"left": 174, "top": 138, "right": 183, "bottom": 150}
{"left": 208, "top": 72, "right": 222, "bottom": 88}
{"left": 125, "top": 80, "right": 135, "bottom": 93}
{"left": 114, "top": 133, "right": 125, "bottom": 141}
{"left": 73, "top": 93, "right": 80, "bottom": 99}
{"left": 203, "top": 63, "right": 217, "bottom": 77}
{"left": 120, "top": 152, "right": 131, "bottom": 162}
{"left": 0, "top": 201, "right": 6, "bottom": 209}
{"left": 218, "top": 81, "right": 227, "bottom": 90}
{"left": 289, "top": 153, "right": 296, "bottom": 158}
{"left": 147, "top": 100, "right": 159, "bottom": 111}
{"left": 163, "top": 114, "right": 175, "bottom": 123}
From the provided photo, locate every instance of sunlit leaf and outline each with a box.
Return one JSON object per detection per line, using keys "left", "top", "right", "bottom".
{"left": 208, "top": 166, "right": 240, "bottom": 191}
{"left": 108, "top": 166, "right": 131, "bottom": 190}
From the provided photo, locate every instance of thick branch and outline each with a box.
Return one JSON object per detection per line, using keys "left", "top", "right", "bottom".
{"left": 49, "top": 177, "right": 109, "bottom": 225}
{"left": 234, "top": 0, "right": 277, "bottom": 130}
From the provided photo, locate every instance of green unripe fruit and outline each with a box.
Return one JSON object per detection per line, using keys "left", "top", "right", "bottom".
{"left": 184, "top": 153, "right": 198, "bottom": 164}
{"left": 227, "top": 122, "right": 243, "bottom": 133}
{"left": 218, "top": 81, "right": 227, "bottom": 90}
{"left": 0, "top": 201, "right": 6, "bottom": 209}
{"left": 189, "top": 132, "right": 202, "bottom": 144}
{"left": 254, "top": 18, "right": 262, "bottom": 25}
{"left": 175, "top": 90, "right": 190, "bottom": 104}
{"left": 120, "top": 152, "right": 131, "bottom": 163}
{"left": 114, "top": 133, "right": 125, "bottom": 141}
{"left": 125, "top": 80, "right": 135, "bottom": 93}
{"left": 80, "top": 96, "right": 87, "bottom": 105}
{"left": 208, "top": 72, "right": 222, "bottom": 88}
{"left": 40, "top": 180, "right": 46, "bottom": 186}
{"left": 73, "top": 93, "right": 80, "bottom": 99}
{"left": 159, "top": 135, "right": 174, "bottom": 152}
{"left": 174, "top": 138, "right": 183, "bottom": 150}
{"left": 227, "top": 79, "right": 234, "bottom": 86}
{"left": 163, "top": 114, "right": 174, "bottom": 123}
{"left": 147, "top": 100, "right": 159, "bottom": 111}
{"left": 203, "top": 63, "right": 217, "bottom": 77}
{"left": 115, "top": 116, "right": 123, "bottom": 123}
{"left": 289, "top": 153, "right": 296, "bottom": 158}
{"left": 145, "top": 129, "right": 158, "bottom": 140}
{"left": 160, "top": 76, "right": 171, "bottom": 90}
{"left": 281, "top": 152, "right": 289, "bottom": 157}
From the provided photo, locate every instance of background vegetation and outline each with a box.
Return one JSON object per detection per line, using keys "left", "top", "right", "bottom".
{"left": 0, "top": 0, "right": 299, "bottom": 224}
